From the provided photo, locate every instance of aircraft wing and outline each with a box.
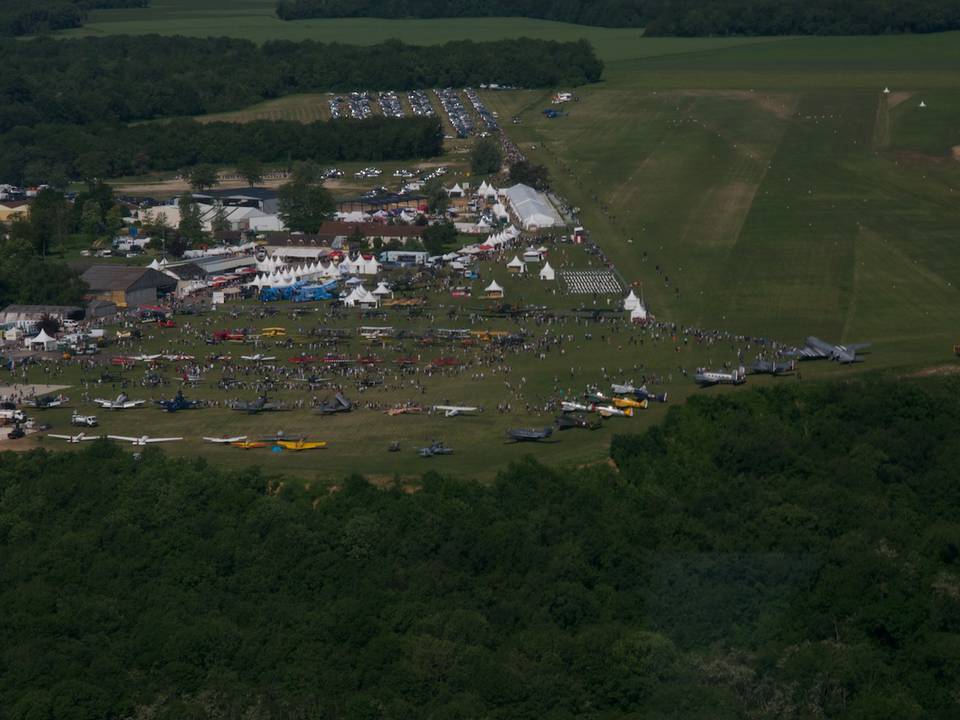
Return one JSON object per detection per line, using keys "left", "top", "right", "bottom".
{"left": 123, "top": 401, "right": 145, "bottom": 408}
{"left": 203, "top": 436, "right": 247, "bottom": 443}
{"left": 843, "top": 343, "right": 871, "bottom": 352}
{"left": 107, "top": 435, "right": 139, "bottom": 442}
{"left": 92, "top": 399, "right": 113, "bottom": 408}
{"left": 48, "top": 434, "right": 77, "bottom": 440}
{"left": 144, "top": 437, "right": 183, "bottom": 443}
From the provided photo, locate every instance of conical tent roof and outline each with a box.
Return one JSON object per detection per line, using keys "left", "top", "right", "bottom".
{"left": 31, "top": 329, "right": 56, "bottom": 344}
{"left": 485, "top": 280, "right": 504, "bottom": 293}
{"left": 507, "top": 255, "right": 525, "bottom": 268}
{"left": 373, "top": 282, "right": 392, "bottom": 295}
{"left": 539, "top": 262, "right": 555, "bottom": 280}
{"left": 623, "top": 290, "right": 640, "bottom": 310}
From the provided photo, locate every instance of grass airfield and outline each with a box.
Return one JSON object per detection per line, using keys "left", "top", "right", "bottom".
{"left": 46, "top": 9, "right": 960, "bottom": 475}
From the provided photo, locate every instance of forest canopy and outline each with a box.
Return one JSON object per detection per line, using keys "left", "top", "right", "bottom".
{"left": 0, "top": 0, "right": 147, "bottom": 36}
{"left": 0, "top": 117, "right": 445, "bottom": 185}
{"left": 276, "top": 0, "right": 960, "bottom": 35}
{"left": 2, "top": 376, "right": 960, "bottom": 718}
{"left": 0, "top": 35, "right": 603, "bottom": 133}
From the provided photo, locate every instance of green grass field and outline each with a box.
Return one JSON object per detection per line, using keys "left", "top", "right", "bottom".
{"left": 47, "top": 6, "right": 960, "bottom": 475}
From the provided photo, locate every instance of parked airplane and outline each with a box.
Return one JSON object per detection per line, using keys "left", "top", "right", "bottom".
{"left": 48, "top": 432, "right": 103, "bottom": 443}
{"left": 93, "top": 393, "right": 145, "bottom": 409}
{"left": 750, "top": 358, "right": 796, "bottom": 375}
{"left": 419, "top": 440, "right": 453, "bottom": 457}
{"left": 276, "top": 439, "right": 327, "bottom": 451}
{"left": 230, "top": 395, "right": 287, "bottom": 414}
{"left": 595, "top": 405, "right": 634, "bottom": 418}
{"left": 202, "top": 435, "right": 248, "bottom": 444}
{"left": 789, "top": 337, "right": 870, "bottom": 363}
{"left": 433, "top": 405, "right": 480, "bottom": 417}
{"left": 610, "top": 383, "right": 668, "bottom": 403}
{"left": 240, "top": 353, "right": 277, "bottom": 362}
{"left": 25, "top": 394, "right": 68, "bottom": 409}
{"left": 316, "top": 394, "right": 352, "bottom": 415}
{"left": 613, "top": 397, "right": 649, "bottom": 410}
{"left": 560, "top": 400, "right": 593, "bottom": 413}
{"left": 131, "top": 353, "right": 162, "bottom": 362}
{"left": 555, "top": 415, "right": 601, "bottom": 431}
{"left": 107, "top": 435, "right": 183, "bottom": 446}
{"left": 231, "top": 440, "right": 267, "bottom": 449}
{"left": 154, "top": 390, "right": 203, "bottom": 412}
{"left": 506, "top": 427, "right": 554, "bottom": 442}
{"left": 694, "top": 367, "right": 747, "bottom": 387}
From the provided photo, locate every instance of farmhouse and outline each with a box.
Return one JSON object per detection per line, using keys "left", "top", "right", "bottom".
{"left": 80, "top": 266, "right": 177, "bottom": 308}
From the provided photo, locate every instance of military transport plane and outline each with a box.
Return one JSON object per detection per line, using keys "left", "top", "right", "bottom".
{"left": 789, "top": 337, "right": 870, "bottom": 363}
{"left": 750, "top": 358, "right": 796, "bottom": 375}
{"left": 694, "top": 367, "right": 747, "bottom": 387}
{"left": 93, "top": 393, "right": 145, "bottom": 409}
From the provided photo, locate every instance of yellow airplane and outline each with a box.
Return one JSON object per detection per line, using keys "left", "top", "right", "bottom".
{"left": 262, "top": 327, "right": 287, "bottom": 337}
{"left": 613, "top": 397, "right": 649, "bottom": 410}
{"left": 276, "top": 439, "right": 327, "bottom": 451}
{"left": 231, "top": 440, "right": 267, "bottom": 449}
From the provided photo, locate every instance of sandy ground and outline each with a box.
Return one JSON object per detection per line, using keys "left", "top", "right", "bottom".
{"left": 0, "top": 383, "right": 71, "bottom": 398}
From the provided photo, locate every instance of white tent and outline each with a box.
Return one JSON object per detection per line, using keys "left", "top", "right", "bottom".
{"left": 507, "top": 256, "right": 526, "bottom": 274}
{"left": 623, "top": 290, "right": 640, "bottom": 311}
{"left": 630, "top": 305, "right": 649, "bottom": 323}
{"left": 360, "top": 256, "right": 381, "bottom": 276}
{"left": 539, "top": 262, "right": 556, "bottom": 281}
{"left": 484, "top": 280, "right": 505, "bottom": 297}
{"left": 344, "top": 286, "right": 379, "bottom": 307}
{"left": 372, "top": 282, "right": 393, "bottom": 297}
{"left": 27, "top": 329, "right": 57, "bottom": 351}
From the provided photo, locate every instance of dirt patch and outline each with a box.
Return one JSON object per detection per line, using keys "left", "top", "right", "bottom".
{"left": 887, "top": 91, "right": 913, "bottom": 109}
{"left": 909, "top": 364, "right": 960, "bottom": 378}
{"left": 0, "top": 383, "right": 70, "bottom": 398}
{"left": 668, "top": 89, "right": 798, "bottom": 120}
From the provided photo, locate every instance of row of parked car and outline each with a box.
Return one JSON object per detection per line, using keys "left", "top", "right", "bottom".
{"left": 464, "top": 87, "right": 499, "bottom": 133}
{"left": 408, "top": 90, "right": 435, "bottom": 117}
{"left": 435, "top": 87, "right": 474, "bottom": 138}
{"left": 379, "top": 91, "right": 404, "bottom": 118}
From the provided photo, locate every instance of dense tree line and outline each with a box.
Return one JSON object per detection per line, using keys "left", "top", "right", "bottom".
{"left": 0, "top": 35, "right": 603, "bottom": 135}
{"left": 2, "top": 376, "right": 960, "bottom": 718}
{"left": 643, "top": 0, "right": 960, "bottom": 36}
{"left": 277, "top": 0, "right": 648, "bottom": 27}
{"left": 276, "top": 0, "right": 960, "bottom": 35}
{"left": 0, "top": 117, "right": 444, "bottom": 185}
{"left": 0, "top": 0, "right": 147, "bottom": 36}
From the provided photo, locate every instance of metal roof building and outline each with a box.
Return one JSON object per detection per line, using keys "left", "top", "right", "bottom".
{"left": 80, "top": 266, "right": 177, "bottom": 308}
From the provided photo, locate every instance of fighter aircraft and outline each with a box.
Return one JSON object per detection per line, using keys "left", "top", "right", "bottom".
{"left": 93, "top": 393, "right": 146, "bottom": 409}
{"left": 750, "top": 358, "right": 796, "bottom": 375}
{"left": 316, "top": 394, "right": 352, "bottom": 415}
{"left": 560, "top": 400, "right": 593, "bottom": 413}
{"left": 107, "top": 434, "right": 183, "bottom": 446}
{"left": 202, "top": 435, "right": 248, "bottom": 444}
{"left": 433, "top": 405, "right": 480, "bottom": 417}
{"left": 419, "top": 440, "right": 453, "bottom": 457}
{"left": 276, "top": 439, "right": 327, "bottom": 451}
{"left": 230, "top": 395, "right": 287, "bottom": 414}
{"left": 555, "top": 415, "right": 601, "bottom": 431}
{"left": 611, "top": 383, "right": 668, "bottom": 403}
{"left": 240, "top": 353, "right": 277, "bottom": 362}
{"left": 48, "top": 432, "right": 103, "bottom": 443}
{"left": 154, "top": 390, "right": 203, "bottom": 412}
{"left": 789, "top": 337, "right": 870, "bottom": 363}
{"left": 25, "top": 394, "right": 68, "bottom": 409}
{"left": 694, "top": 367, "right": 747, "bottom": 387}
{"left": 506, "top": 427, "right": 554, "bottom": 442}
{"left": 613, "top": 397, "right": 649, "bottom": 410}
{"left": 290, "top": 375, "right": 333, "bottom": 388}
{"left": 595, "top": 405, "right": 634, "bottom": 418}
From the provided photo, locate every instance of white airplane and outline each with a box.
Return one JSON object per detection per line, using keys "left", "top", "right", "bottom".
{"left": 131, "top": 354, "right": 162, "bottom": 361}
{"left": 107, "top": 435, "right": 183, "bottom": 446}
{"left": 561, "top": 401, "right": 592, "bottom": 413}
{"left": 163, "top": 353, "right": 195, "bottom": 361}
{"left": 240, "top": 354, "right": 277, "bottom": 362}
{"left": 595, "top": 405, "right": 634, "bottom": 418}
{"left": 93, "top": 393, "right": 145, "bottom": 410}
{"left": 433, "top": 405, "right": 480, "bottom": 417}
{"left": 48, "top": 432, "right": 103, "bottom": 443}
{"left": 202, "top": 435, "right": 249, "bottom": 444}
{"left": 694, "top": 367, "right": 747, "bottom": 387}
